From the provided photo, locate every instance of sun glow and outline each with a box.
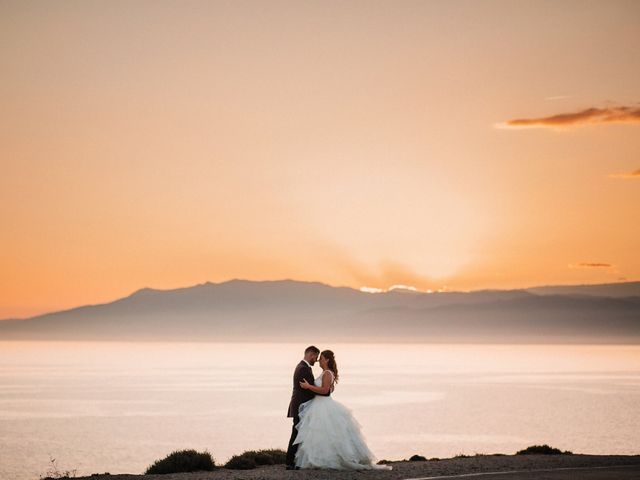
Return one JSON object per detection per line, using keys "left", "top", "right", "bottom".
{"left": 360, "top": 285, "right": 420, "bottom": 293}
{"left": 360, "top": 287, "right": 385, "bottom": 294}
{"left": 388, "top": 284, "right": 418, "bottom": 292}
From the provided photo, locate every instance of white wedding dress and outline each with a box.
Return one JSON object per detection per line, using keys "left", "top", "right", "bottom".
{"left": 293, "top": 370, "right": 392, "bottom": 470}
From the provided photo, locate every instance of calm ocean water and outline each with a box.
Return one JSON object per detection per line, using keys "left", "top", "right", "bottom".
{"left": 1, "top": 341, "right": 639, "bottom": 479}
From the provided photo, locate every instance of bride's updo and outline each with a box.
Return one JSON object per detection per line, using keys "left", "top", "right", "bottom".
{"left": 320, "top": 350, "right": 339, "bottom": 384}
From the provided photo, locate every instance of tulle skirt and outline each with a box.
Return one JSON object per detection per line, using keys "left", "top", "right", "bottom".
{"left": 293, "top": 395, "right": 392, "bottom": 470}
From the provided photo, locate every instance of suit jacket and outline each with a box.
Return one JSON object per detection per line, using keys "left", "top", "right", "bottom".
{"left": 287, "top": 360, "right": 327, "bottom": 418}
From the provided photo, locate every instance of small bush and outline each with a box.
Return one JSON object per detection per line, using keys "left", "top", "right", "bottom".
{"left": 256, "top": 449, "right": 287, "bottom": 465}
{"left": 145, "top": 449, "right": 215, "bottom": 474}
{"left": 429, "top": 457, "right": 440, "bottom": 461}
{"left": 224, "top": 449, "right": 287, "bottom": 470}
{"left": 377, "top": 459, "right": 392, "bottom": 465}
{"left": 224, "top": 455, "right": 256, "bottom": 470}
{"left": 409, "top": 454, "right": 427, "bottom": 461}
{"left": 516, "top": 444, "right": 572, "bottom": 455}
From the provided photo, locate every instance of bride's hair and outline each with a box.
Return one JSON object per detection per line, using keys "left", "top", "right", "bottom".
{"left": 320, "top": 350, "right": 339, "bottom": 384}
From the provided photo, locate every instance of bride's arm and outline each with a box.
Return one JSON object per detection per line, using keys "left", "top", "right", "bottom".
{"left": 300, "top": 371, "right": 332, "bottom": 395}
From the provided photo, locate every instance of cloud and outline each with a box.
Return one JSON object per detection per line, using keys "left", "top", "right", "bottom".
{"left": 568, "top": 262, "right": 613, "bottom": 269}
{"left": 608, "top": 169, "right": 640, "bottom": 179}
{"left": 496, "top": 105, "right": 640, "bottom": 129}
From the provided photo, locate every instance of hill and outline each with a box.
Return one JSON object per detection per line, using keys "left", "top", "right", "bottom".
{"left": 1, "top": 279, "right": 638, "bottom": 343}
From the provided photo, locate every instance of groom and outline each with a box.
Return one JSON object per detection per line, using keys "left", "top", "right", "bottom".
{"left": 285, "top": 345, "right": 327, "bottom": 469}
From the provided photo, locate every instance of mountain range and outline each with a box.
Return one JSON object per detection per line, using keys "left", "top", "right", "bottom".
{"left": 1, "top": 279, "right": 639, "bottom": 343}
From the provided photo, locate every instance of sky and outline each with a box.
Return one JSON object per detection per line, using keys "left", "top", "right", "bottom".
{"left": 1, "top": 0, "right": 639, "bottom": 319}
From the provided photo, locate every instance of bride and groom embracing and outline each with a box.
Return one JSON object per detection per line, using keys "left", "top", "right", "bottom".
{"left": 285, "top": 345, "right": 392, "bottom": 471}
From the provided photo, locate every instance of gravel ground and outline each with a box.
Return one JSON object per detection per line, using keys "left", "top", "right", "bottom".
{"left": 72, "top": 454, "right": 640, "bottom": 480}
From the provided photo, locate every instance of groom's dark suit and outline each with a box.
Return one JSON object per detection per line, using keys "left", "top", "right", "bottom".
{"left": 285, "top": 359, "right": 328, "bottom": 467}
{"left": 287, "top": 360, "right": 315, "bottom": 418}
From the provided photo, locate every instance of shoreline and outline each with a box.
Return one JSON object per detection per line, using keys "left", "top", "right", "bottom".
{"left": 70, "top": 453, "right": 640, "bottom": 480}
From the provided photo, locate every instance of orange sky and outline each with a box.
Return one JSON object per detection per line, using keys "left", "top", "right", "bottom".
{"left": 1, "top": 0, "right": 639, "bottom": 319}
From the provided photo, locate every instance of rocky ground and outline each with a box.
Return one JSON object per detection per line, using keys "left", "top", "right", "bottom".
{"left": 73, "top": 454, "right": 640, "bottom": 480}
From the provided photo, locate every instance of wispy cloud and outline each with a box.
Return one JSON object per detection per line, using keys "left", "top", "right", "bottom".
{"left": 608, "top": 169, "right": 640, "bottom": 179}
{"left": 568, "top": 262, "right": 613, "bottom": 269}
{"left": 496, "top": 105, "right": 640, "bottom": 129}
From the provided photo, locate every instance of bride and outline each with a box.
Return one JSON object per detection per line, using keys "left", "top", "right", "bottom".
{"left": 292, "top": 350, "right": 392, "bottom": 470}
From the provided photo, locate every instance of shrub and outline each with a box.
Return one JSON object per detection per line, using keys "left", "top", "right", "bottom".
{"left": 516, "top": 445, "right": 572, "bottom": 455}
{"left": 224, "top": 449, "right": 287, "bottom": 470}
{"left": 224, "top": 455, "right": 256, "bottom": 470}
{"left": 145, "top": 449, "right": 215, "bottom": 474}
{"left": 410, "top": 454, "right": 427, "bottom": 461}
{"left": 255, "top": 449, "right": 287, "bottom": 465}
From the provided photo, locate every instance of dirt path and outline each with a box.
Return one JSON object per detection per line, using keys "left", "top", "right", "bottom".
{"left": 403, "top": 463, "right": 640, "bottom": 479}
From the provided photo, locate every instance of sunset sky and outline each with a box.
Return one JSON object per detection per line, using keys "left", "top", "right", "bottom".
{"left": 1, "top": 0, "right": 639, "bottom": 319}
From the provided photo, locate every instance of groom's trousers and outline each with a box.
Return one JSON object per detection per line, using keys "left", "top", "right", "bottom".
{"left": 286, "top": 414, "right": 300, "bottom": 467}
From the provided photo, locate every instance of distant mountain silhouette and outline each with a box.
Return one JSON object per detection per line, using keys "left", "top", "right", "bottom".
{"left": 525, "top": 281, "right": 640, "bottom": 298}
{"left": 0, "top": 279, "right": 638, "bottom": 343}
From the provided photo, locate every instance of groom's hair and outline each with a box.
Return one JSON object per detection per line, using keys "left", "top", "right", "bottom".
{"left": 305, "top": 345, "right": 320, "bottom": 355}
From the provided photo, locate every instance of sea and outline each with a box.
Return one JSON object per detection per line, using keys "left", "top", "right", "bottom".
{"left": 1, "top": 341, "right": 639, "bottom": 479}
